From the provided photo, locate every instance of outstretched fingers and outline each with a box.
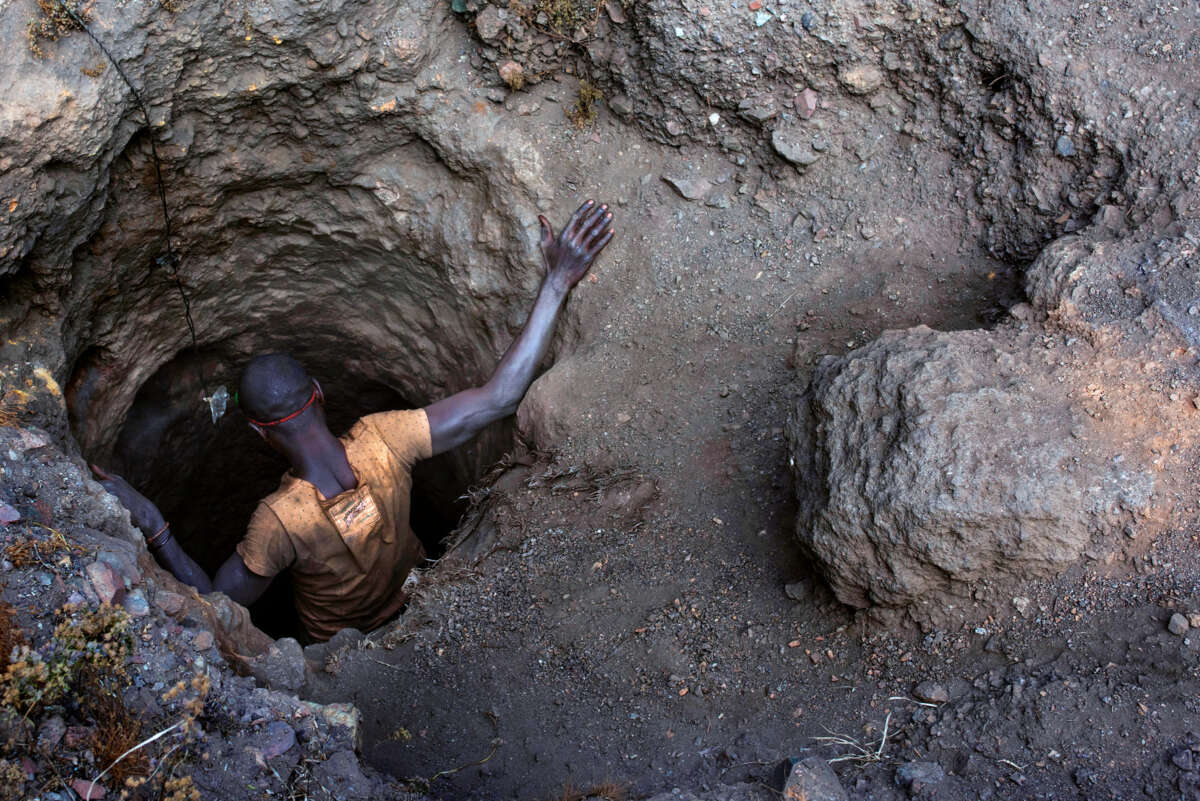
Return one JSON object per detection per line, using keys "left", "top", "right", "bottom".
{"left": 564, "top": 199, "right": 595, "bottom": 236}
{"left": 584, "top": 226, "right": 615, "bottom": 259}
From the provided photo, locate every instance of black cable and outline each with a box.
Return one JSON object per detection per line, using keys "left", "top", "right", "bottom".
{"left": 54, "top": 0, "right": 199, "bottom": 353}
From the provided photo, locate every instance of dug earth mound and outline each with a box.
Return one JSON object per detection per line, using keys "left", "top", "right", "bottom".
{"left": 2, "top": 0, "right": 1200, "bottom": 797}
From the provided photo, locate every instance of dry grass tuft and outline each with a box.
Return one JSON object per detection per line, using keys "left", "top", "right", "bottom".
{"left": 83, "top": 671, "right": 148, "bottom": 788}
{"left": 547, "top": 781, "right": 628, "bottom": 801}
{"left": 26, "top": 0, "right": 87, "bottom": 57}
{"left": 4, "top": 528, "right": 74, "bottom": 569}
{"left": 565, "top": 80, "right": 603, "bottom": 129}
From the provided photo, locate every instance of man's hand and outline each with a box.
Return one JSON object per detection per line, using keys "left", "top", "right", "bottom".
{"left": 90, "top": 464, "right": 166, "bottom": 536}
{"left": 539, "top": 199, "right": 615, "bottom": 292}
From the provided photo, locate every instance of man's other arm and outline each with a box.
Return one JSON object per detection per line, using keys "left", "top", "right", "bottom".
{"left": 425, "top": 200, "right": 614, "bottom": 455}
{"left": 90, "top": 465, "right": 273, "bottom": 606}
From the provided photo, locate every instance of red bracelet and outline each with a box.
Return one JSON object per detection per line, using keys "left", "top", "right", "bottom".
{"left": 146, "top": 521, "right": 171, "bottom": 549}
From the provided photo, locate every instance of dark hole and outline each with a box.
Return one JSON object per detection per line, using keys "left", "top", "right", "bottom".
{"left": 980, "top": 67, "right": 1013, "bottom": 93}
{"left": 91, "top": 348, "right": 508, "bottom": 639}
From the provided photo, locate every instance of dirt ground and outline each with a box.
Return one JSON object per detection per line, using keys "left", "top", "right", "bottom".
{"left": 303, "top": 59, "right": 1200, "bottom": 800}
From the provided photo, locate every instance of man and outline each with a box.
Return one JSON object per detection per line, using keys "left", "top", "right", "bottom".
{"left": 93, "top": 200, "right": 614, "bottom": 642}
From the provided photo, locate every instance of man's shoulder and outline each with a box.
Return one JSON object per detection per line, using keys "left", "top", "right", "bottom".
{"left": 352, "top": 409, "right": 432, "bottom": 465}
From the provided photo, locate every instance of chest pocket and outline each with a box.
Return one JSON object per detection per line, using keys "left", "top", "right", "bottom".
{"left": 322, "top": 483, "right": 385, "bottom": 571}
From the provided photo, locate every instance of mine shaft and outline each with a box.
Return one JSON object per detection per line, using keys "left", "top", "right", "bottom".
{"left": 1, "top": 0, "right": 1199, "bottom": 799}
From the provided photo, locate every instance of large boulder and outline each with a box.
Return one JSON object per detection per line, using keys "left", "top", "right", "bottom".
{"left": 788, "top": 322, "right": 1187, "bottom": 623}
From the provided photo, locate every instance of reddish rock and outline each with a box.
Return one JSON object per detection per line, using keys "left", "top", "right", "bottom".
{"left": 71, "top": 778, "right": 107, "bottom": 799}
{"left": 260, "top": 721, "right": 297, "bottom": 759}
{"left": 0, "top": 502, "right": 19, "bottom": 525}
{"left": 63, "top": 726, "right": 92, "bottom": 748}
{"left": 192, "top": 630, "right": 215, "bottom": 650}
{"left": 796, "top": 88, "right": 819, "bottom": 119}
{"left": 154, "top": 589, "right": 186, "bottom": 615}
{"left": 85, "top": 560, "right": 123, "bottom": 605}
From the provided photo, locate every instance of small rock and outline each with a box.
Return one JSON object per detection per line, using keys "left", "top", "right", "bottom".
{"left": 784, "top": 580, "right": 812, "bottom": 602}
{"left": 248, "top": 637, "right": 308, "bottom": 692}
{"left": 154, "top": 589, "right": 186, "bottom": 615}
{"left": 913, "top": 681, "right": 949, "bottom": 704}
{"left": 784, "top": 756, "right": 848, "bottom": 801}
{"left": 796, "top": 88, "right": 819, "bottom": 119}
{"left": 1055, "top": 135, "right": 1076, "bottom": 157}
{"left": 497, "top": 61, "right": 523, "bottom": 89}
{"left": 608, "top": 94, "right": 633, "bottom": 116}
{"left": 1012, "top": 596, "right": 1032, "bottom": 616}
{"left": 85, "top": 560, "right": 123, "bottom": 605}
{"left": 896, "top": 761, "right": 945, "bottom": 790}
{"left": 772, "top": 128, "right": 821, "bottom": 167}
{"left": 63, "top": 726, "right": 92, "bottom": 748}
{"left": 754, "top": 10, "right": 772, "bottom": 26}
{"left": 708, "top": 112, "right": 720, "bottom": 127}
{"left": 838, "top": 64, "right": 884, "bottom": 95}
{"left": 0, "top": 502, "right": 19, "bottom": 525}
{"left": 261, "top": 721, "right": 297, "bottom": 760}
{"left": 1188, "top": 613, "right": 1200, "bottom": 628}
{"left": 615, "top": 412, "right": 632, "bottom": 424}
{"left": 313, "top": 750, "right": 370, "bottom": 800}
{"left": 604, "top": 0, "right": 626, "bottom": 24}
{"left": 37, "top": 715, "right": 66, "bottom": 751}
{"left": 705, "top": 193, "right": 732, "bottom": 209}
{"left": 123, "top": 589, "right": 149, "bottom": 617}
{"left": 70, "top": 779, "right": 106, "bottom": 800}
{"left": 475, "top": 5, "right": 506, "bottom": 41}
{"left": 1168, "top": 612, "right": 1190, "bottom": 636}
{"left": 662, "top": 173, "right": 712, "bottom": 201}
{"left": 800, "top": 10, "right": 815, "bottom": 30}
{"left": 192, "top": 630, "right": 215, "bottom": 650}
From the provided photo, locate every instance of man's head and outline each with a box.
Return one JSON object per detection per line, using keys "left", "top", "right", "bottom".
{"left": 239, "top": 353, "right": 325, "bottom": 441}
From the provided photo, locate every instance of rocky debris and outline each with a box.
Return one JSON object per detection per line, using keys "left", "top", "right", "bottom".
{"left": 896, "top": 761, "right": 945, "bottom": 791}
{"left": 498, "top": 60, "right": 524, "bottom": 89}
{"left": 837, "top": 63, "right": 884, "bottom": 95}
{"left": 771, "top": 128, "right": 821, "bottom": 168}
{"left": 260, "top": 720, "right": 297, "bottom": 760}
{"left": 0, "top": 503, "right": 19, "bottom": 525}
{"left": 796, "top": 88, "right": 819, "bottom": 120}
{"left": 789, "top": 325, "right": 1172, "bottom": 621}
{"left": 1169, "top": 613, "right": 1190, "bottom": 636}
{"left": 783, "top": 757, "right": 848, "bottom": 801}
{"left": 71, "top": 778, "right": 106, "bottom": 799}
{"left": 913, "top": 681, "right": 949, "bottom": 704}
{"left": 84, "top": 560, "right": 123, "bottom": 605}
{"left": 0, "top": 426, "right": 397, "bottom": 800}
{"left": 314, "top": 749, "right": 373, "bottom": 801}
{"left": 36, "top": 716, "right": 66, "bottom": 752}
{"left": 1012, "top": 596, "right": 1032, "bottom": 617}
{"left": 662, "top": 173, "right": 712, "bottom": 201}
{"left": 1055, "top": 134, "right": 1076, "bottom": 157}
{"left": 247, "top": 637, "right": 309, "bottom": 692}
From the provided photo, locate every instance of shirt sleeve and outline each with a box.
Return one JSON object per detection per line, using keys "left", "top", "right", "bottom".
{"left": 361, "top": 409, "right": 433, "bottom": 467}
{"left": 235, "top": 502, "right": 296, "bottom": 578}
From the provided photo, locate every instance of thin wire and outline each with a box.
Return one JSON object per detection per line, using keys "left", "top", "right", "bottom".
{"left": 54, "top": 0, "right": 199, "bottom": 353}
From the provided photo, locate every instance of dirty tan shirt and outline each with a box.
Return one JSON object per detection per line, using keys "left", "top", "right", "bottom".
{"left": 236, "top": 410, "right": 432, "bottom": 642}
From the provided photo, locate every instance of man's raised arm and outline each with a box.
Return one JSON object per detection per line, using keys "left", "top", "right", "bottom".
{"left": 424, "top": 200, "right": 614, "bottom": 455}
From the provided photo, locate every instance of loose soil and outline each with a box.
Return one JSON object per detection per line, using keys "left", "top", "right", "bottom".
{"left": 305, "top": 63, "right": 1200, "bottom": 800}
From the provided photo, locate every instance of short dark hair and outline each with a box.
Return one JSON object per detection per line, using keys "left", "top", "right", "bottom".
{"left": 239, "top": 353, "right": 313, "bottom": 424}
